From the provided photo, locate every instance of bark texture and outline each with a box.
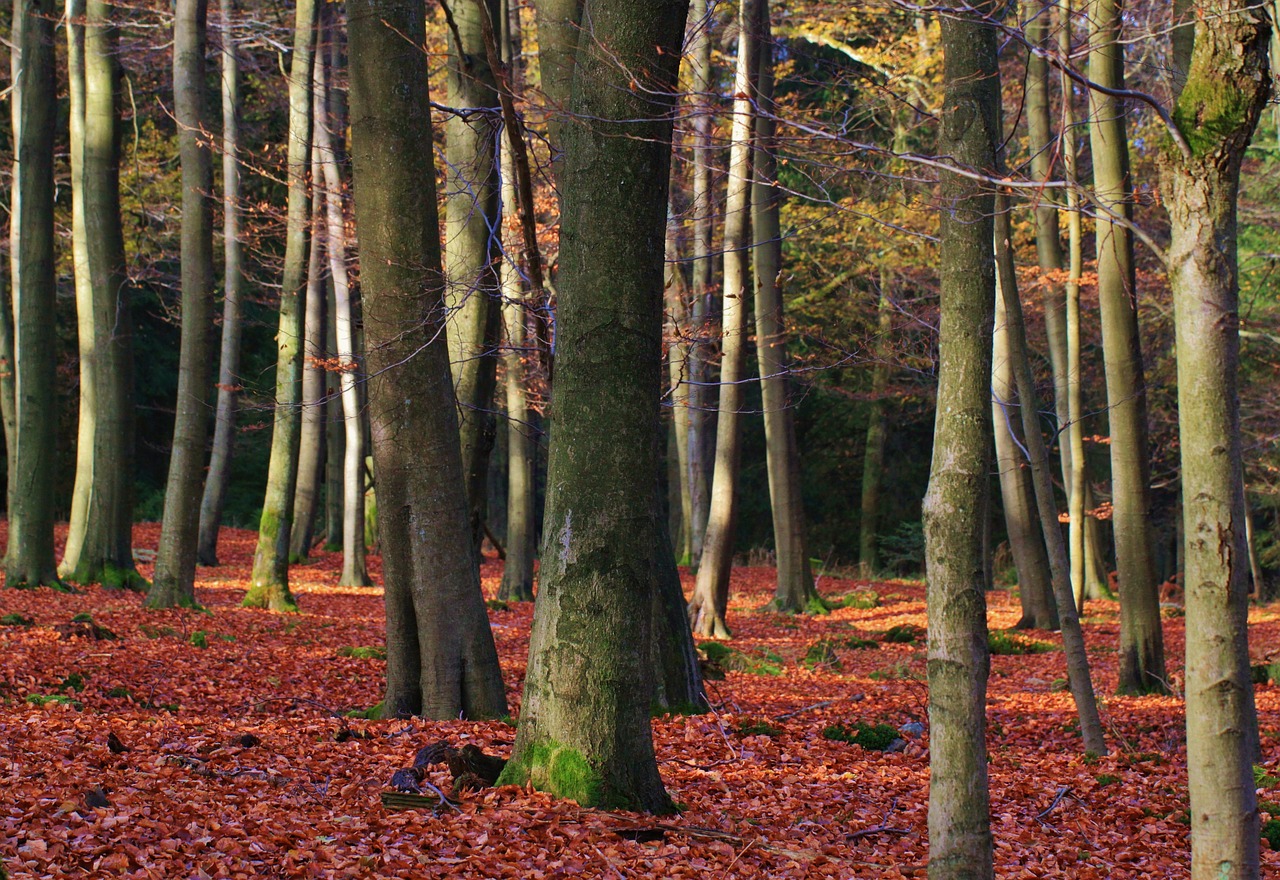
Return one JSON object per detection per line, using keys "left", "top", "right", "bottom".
{"left": 499, "top": 0, "right": 697, "bottom": 811}
{"left": 347, "top": 0, "right": 507, "bottom": 720}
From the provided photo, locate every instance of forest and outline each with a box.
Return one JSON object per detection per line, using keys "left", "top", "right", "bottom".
{"left": 2, "top": 0, "right": 1280, "bottom": 876}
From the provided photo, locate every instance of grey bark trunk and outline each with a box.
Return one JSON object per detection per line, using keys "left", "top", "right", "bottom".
{"left": 665, "top": 209, "right": 695, "bottom": 566}
{"left": 858, "top": 273, "right": 892, "bottom": 578}
{"left": 1164, "top": 6, "right": 1269, "bottom": 874}
{"left": 148, "top": 0, "right": 214, "bottom": 608}
{"left": 499, "top": 0, "right": 695, "bottom": 811}
{"left": 244, "top": 0, "right": 317, "bottom": 612}
{"left": 196, "top": 0, "right": 243, "bottom": 567}
{"left": 347, "top": 0, "right": 507, "bottom": 720}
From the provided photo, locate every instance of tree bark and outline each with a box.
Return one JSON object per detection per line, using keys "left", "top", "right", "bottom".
{"left": 924, "top": 4, "right": 998, "bottom": 874}
{"left": 244, "top": 0, "right": 317, "bottom": 612}
{"left": 445, "top": 0, "right": 503, "bottom": 562}
{"left": 347, "top": 0, "right": 507, "bottom": 720}
{"left": 858, "top": 272, "right": 892, "bottom": 578}
{"left": 752, "top": 13, "right": 817, "bottom": 613}
{"left": 147, "top": 0, "right": 214, "bottom": 608}
{"left": 196, "top": 0, "right": 242, "bottom": 567}
{"left": 60, "top": 0, "right": 143, "bottom": 589}
{"left": 688, "top": 0, "right": 760, "bottom": 638}
{"left": 6, "top": 0, "right": 60, "bottom": 589}
{"left": 498, "top": 0, "right": 697, "bottom": 811}
{"left": 1086, "top": 0, "right": 1166, "bottom": 694}
{"left": 665, "top": 208, "right": 695, "bottom": 565}
{"left": 1163, "top": 5, "right": 1269, "bottom": 875}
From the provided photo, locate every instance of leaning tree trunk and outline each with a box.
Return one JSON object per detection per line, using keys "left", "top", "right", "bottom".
{"left": 923, "top": 4, "right": 998, "bottom": 875}
{"left": 244, "top": 0, "right": 317, "bottom": 612}
{"left": 197, "top": 0, "right": 243, "bottom": 567}
{"left": 497, "top": 0, "right": 695, "bottom": 812}
{"left": 147, "top": 0, "right": 214, "bottom": 608}
{"left": 1085, "top": 0, "right": 1166, "bottom": 695}
{"left": 445, "top": 0, "right": 503, "bottom": 562}
{"left": 7, "top": 0, "right": 61, "bottom": 589}
{"left": 313, "top": 43, "right": 370, "bottom": 587}
{"left": 347, "top": 0, "right": 507, "bottom": 720}
{"left": 1163, "top": 5, "right": 1269, "bottom": 875}
{"left": 60, "top": 0, "right": 144, "bottom": 590}
{"left": 752, "top": 14, "right": 817, "bottom": 614}
{"left": 289, "top": 139, "right": 327, "bottom": 563}
{"left": 688, "top": 0, "right": 759, "bottom": 639}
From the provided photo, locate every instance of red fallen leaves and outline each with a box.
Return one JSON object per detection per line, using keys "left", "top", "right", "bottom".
{"left": 0, "top": 526, "right": 1278, "bottom": 877}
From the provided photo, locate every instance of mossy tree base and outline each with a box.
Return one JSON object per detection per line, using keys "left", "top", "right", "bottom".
{"left": 241, "top": 582, "right": 299, "bottom": 613}
{"left": 497, "top": 738, "right": 674, "bottom": 814}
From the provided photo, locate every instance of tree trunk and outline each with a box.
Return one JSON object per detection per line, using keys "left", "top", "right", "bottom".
{"left": 60, "top": 0, "right": 143, "bottom": 589}
{"left": 244, "top": 0, "right": 317, "bottom": 612}
{"left": 7, "top": 0, "right": 61, "bottom": 589}
{"left": 688, "top": 0, "right": 759, "bottom": 639}
{"left": 1163, "top": 6, "right": 1269, "bottom": 875}
{"left": 314, "top": 40, "right": 369, "bottom": 587}
{"left": 498, "top": 0, "right": 694, "bottom": 812}
{"left": 997, "top": 195, "right": 1107, "bottom": 756}
{"left": 197, "top": 0, "right": 243, "bottom": 567}
{"left": 752, "top": 14, "right": 817, "bottom": 613}
{"left": 2, "top": 9, "right": 20, "bottom": 521}
{"left": 1086, "top": 0, "right": 1166, "bottom": 695}
{"left": 686, "top": 0, "right": 714, "bottom": 566}
{"left": 445, "top": 0, "right": 503, "bottom": 561}
{"left": 924, "top": 5, "right": 1001, "bottom": 874}
{"left": 323, "top": 276, "right": 346, "bottom": 554}
{"left": 665, "top": 208, "right": 695, "bottom": 566}
{"left": 858, "top": 272, "right": 892, "bottom": 578}
{"left": 347, "top": 0, "right": 507, "bottom": 720}
{"left": 992, "top": 288, "right": 1056, "bottom": 630}
{"left": 147, "top": 0, "right": 214, "bottom": 608}
{"left": 289, "top": 139, "right": 327, "bottom": 563}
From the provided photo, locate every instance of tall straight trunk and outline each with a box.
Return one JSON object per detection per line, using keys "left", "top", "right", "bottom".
{"left": 665, "top": 208, "right": 695, "bottom": 565}
{"left": 858, "top": 272, "right": 892, "bottom": 578}
{"left": 7, "top": 0, "right": 60, "bottom": 589}
{"left": 197, "top": 0, "right": 243, "bottom": 567}
{"left": 532, "top": 0, "right": 582, "bottom": 190}
{"left": 997, "top": 197, "right": 1107, "bottom": 756}
{"left": 244, "top": 0, "right": 317, "bottom": 612}
{"left": 445, "top": 0, "right": 503, "bottom": 560}
{"left": 289, "top": 140, "right": 327, "bottom": 563}
{"left": 498, "top": 0, "right": 696, "bottom": 812}
{"left": 3, "top": 6, "right": 21, "bottom": 516}
{"left": 61, "top": 0, "right": 143, "bottom": 589}
{"left": 147, "top": 0, "right": 214, "bottom": 608}
{"left": 314, "top": 42, "right": 369, "bottom": 587}
{"left": 322, "top": 278, "right": 345, "bottom": 553}
{"left": 992, "top": 296, "right": 1057, "bottom": 630}
{"left": 752, "top": 15, "right": 816, "bottom": 613}
{"left": 924, "top": 5, "right": 998, "bottom": 874}
{"left": 66, "top": 0, "right": 91, "bottom": 575}
{"left": 686, "top": 0, "right": 713, "bottom": 565}
{"left": 1164, "top": 6, "right": 1269, "bottom": 875}
{"left": 1086, "top": 0, "right": 1165, "bottom": 694}
{"left": 347, "top": 0, "right": 507, "bottom": 719}
{"left": 688, "top": 0, "right": 759, "bottom": 639}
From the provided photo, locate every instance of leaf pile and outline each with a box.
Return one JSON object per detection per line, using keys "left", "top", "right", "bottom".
{"left": 1, "top": 526, "right": 1279, "bottom": 877}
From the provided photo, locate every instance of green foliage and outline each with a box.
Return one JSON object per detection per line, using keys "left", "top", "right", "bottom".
{"left": 868, "top": 661, "right": 918, "bottom": 681}
{"left": 0, "top": 613, "right": 34, "bottom": 626}
{"left": 485, "top": 599, "right": 510, "bottom": 612}
{"left": 822, "top": 721, "right": 899, "bottom": 751}
{"left": 987, "top": 630, "right": 1055, "bottom": 655}
{"left": 59, "top": 673, "right": 86, "bottom": 692}
{"left": 139, "top": 624, "right": 178, "bottom": 639}
{"left": 698, "top": 641, "right": 785, "bottom": 676}
{"left": 877, "top": 521, "right": 926, "bottom": 576}
{"left": 106, "top": 686, "right": 132, "bottom": 699}
{"left": 1255, "top": 764, "right": 1280, "bottom": 788}
{"left": 736, "top": 719, "right": 784, "bottom": 737}
{"left": 26, "top": 694, "right": 83, "bottom": 711}
{"left": 337, "top": 645, "right": 387, "bottom": 660}
{"left": 1095, "top": 774, "right": 1120, "bottom": 787}
{"left": 882, "top": 624, "right": 925, "bottom": 644}
{"left": 840, "top": 636, "right": 880, "bottom": 650}
{"left": 1261, "top": 802, "right": 1280, "bottom": 850}
{"left": 189, "top": 631, "right": 208, "bottom": 649}
{"left": 70, "top": 612, "right": 95, "bottom": 624}
{"left": 1252, "top": 662, "right": 1280, "bottom": 685}
{"left": 801, "top": 639, "right": 843, "bottom": 671}
{"left": 830, "top": 590, "right": 879, "bottom": 610}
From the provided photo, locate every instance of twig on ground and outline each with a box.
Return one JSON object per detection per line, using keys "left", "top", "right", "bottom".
{"left": 1035, "top": 786, "right": 1072, "bottom": 822}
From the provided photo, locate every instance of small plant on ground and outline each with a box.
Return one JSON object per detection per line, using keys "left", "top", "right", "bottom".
{"left": 822, "top": 721, "right": 900, "bottom": 751}
{"left": 1095, "top": 774, "right": 1120, "bottom": 787}
{"left": 801, "top": 639, "right": 843, "bottom": 671}
{"left": 987, "top": 630, "right": 1055, "bottom": 655}
{"left": 486, "top": 599, "right": 510, "bottom": 612}
{"left": 868, "top": 661, "right": 919, "bottom": 681}
{"left": 698, "top": 642, "right": 785, "bottom": 676}
{"left": 337, "top": 645, "right": 387, "bottom": 660}
{"left": 1261, "top": 802, "right": 1280, "bottom": 850}
{"left": 736, "top": 719, "right": 783, "bottom": 737}
{"left": 830, "top": 591, "right": 879, "bottom": 610}
{"left": 27, "top": 694, "right": 83, "bottom": 711}
{"left": 882, "top": 624, "right": 925, "bottom": 644}
{"left": 0, "top": 613, "right": 34, "bottom": 626}
{"left": 190, "top": 631, "right": 208, "bottom": 649}
{"left": 840, "top": 636, "right": 880, "bottom": 650}
{"left": 59, "top": 673, "right": 86, "bottom": 692}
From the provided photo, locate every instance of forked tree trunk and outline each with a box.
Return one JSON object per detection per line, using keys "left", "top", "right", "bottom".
{"left": 148, "top": 0, "right": 214, "bottom": 608}
{"left": 1163, "top": 5, "right": 1269, "bottom": 875}
{"left": 7, "top": 0, "right": 61, "bottom": 589}
{"left": 197, "top": 0, "right": 243, "bottom": 567}
{"left": 244, "top": 0, "right": 317, "bottom": 612}
{"left": 347, "top": 0, "right": 507, "bottom": 720}
{"left": 924, "top": 4, "right": 1000, "bottom": 873}
{"left": 498, "top": 0, "right": 695, "bottom": 812}
{"left": 61, "top": 0, "right": 143, "bottom": 589}
{"left": 752, "top": 14, "right": 817, "bottom": 613}
{"left": 1085, "top": 0, "right": 1165, "bottom": 694}
{"left": 688, "top": 0, "right": 760, "bottom": 638}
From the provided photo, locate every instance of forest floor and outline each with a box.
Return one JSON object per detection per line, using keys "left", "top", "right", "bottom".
{"left": 2, "top": 524, "right": 1280, "bottom": 878}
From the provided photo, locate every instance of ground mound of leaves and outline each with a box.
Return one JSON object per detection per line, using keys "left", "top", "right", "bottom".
{"left": 2, "top": 524, "right": 1280, "bottom": 878}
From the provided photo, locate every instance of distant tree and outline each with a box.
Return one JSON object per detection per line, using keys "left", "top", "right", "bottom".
{"left": 346, "top": 0, "right": 507, "bottom": 719}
